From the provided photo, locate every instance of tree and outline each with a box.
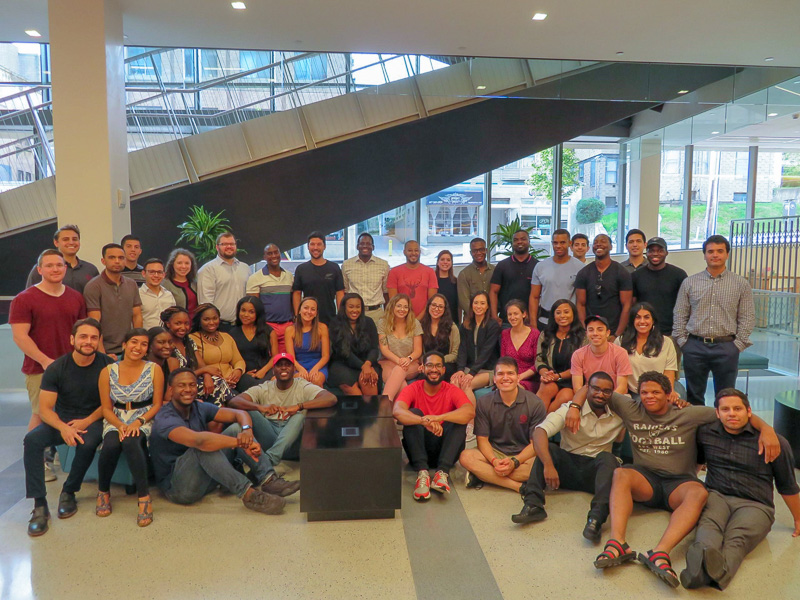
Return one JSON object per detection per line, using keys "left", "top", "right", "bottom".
{"left": 525, "top": 147, "right": 580, "bottom": 201}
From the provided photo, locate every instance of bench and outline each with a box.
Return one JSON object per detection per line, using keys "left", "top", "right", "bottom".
{"left": 56, "top": 444, "right": 138, "bottom": 494}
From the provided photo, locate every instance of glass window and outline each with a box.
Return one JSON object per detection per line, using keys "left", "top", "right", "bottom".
{"left": 421, "top": 179, "right": 486, "bottom": 266}
{"left": 125, "top": 47, "right": 161, "bottom": 82}
{"left": 345, "top": 202, "right": 418, "bottom": 267}
{"left": 658, "top": 148, "right": 685, "bottom": 248}
{"left": 605, "top": 158, "right": 618, "bottom": 184}
{"left": 286, "top": 229, "right": 346, "bottom": 264}
{"left": 755, "top": 151, "right": 800, "bottom": 220}
{"left": 239, "top": 50, "right": 273, "bottom": 81}
{"left": 293, "top": 55, "right": 327, "bottom": 82}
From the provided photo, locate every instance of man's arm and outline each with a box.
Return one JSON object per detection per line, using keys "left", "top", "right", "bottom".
{"left": 393, "top": 399, "right": 425, "bottom": 426}
{"left": 10, "top": 322, "right": 54, "bottom": 370}
{"left": 87, "top": 309, "right": 101, "bottom": 322}
{"left": 672, "top": 279, "right": 691, "bottom": 347}
{"left": 456, "top": 271, "right": 470, "bottom": 317}
{"left": 748, "top": 413, "right": 780, "bottom": 463}
{"left": 282, "top": 389, "right": 338, "bottom": 417}
{"left": 132, "top": 305, "right": 143, "bottom": 328}
{"left": 196, "top": 267, "right": 216, "bottom": 305}
{"left": 532, "top": 427, "right": 560, "bottom": 489}
{"left": 292, "top": 290, "right": 302, "bottom": 315}
{"left": 615, "top": 290, "right": 632, "bottom": 338}
{"left": 780, "top": 493, "right": 800, "bottom": 537}
{"left": 734, "top": 282, "right": 755, "bottom": 352}
{"left": 427, "top": 402, "right": 475, "bottom": 425}
{"left": 614, "top": 375, "right": 629, "bottom": 395}
{"left": 575, "top": 288, "right": 587, "bottom": 325}
{"left": 168, "top": 426, "right": 245, "bottom": 452}
{"left": 529, "top": 284, "right": 542, "bottom": 327}
{"left": 489, "top": 283, "right": 502, "bottom": 324}
{"left": 227, "top": 392, "right": 265, "bottom": 412}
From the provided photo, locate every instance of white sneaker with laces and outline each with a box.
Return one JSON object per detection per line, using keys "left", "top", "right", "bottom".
{"left": 414, "top": 470, "right": 431, "bottom": 501}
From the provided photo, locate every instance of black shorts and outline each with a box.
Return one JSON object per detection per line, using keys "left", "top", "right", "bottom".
{"left": 623, "top": 464, "right": 704, "bottom": 512}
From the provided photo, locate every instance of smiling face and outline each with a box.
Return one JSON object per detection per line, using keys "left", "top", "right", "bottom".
{"left": 173, "top": 254, "right": 192, "bottom": 278}
{"left": 716, "top": 395, "right": 751, "bottom": 433}
{"left": 170, "top": 371, "right": 199, "bottom": 407}
{"left": 633, "top": 308, "right": 654, "bottom": 335}
{"left": 592, "top": 235, "right": 610, "bottom": 259}
{"left": 646, "top": 244, "right": 667, "bottom": 267}
{"left": 493, "top": 362, "right": 520, "bottom": 393}
{"left": 238, "top": 301, "right": 257, "bottom": 326}
{"left": 626, "top": 233, "right": 645, "bottom": 258}
{"left": 469, "top": 240, "right": 488, "bottom": 265}
{"left": 217, "top": 236, "right": 237, "bottom": 260}
{"left": 422, "top": 354, "right": 445, "bottom": 385}
{"left": 199, "top": 308, "right": 220, "bottom": 334}
{"left": 357, "top": 235, "right": 374, "bottom": 259}
{"left": 587, "top": 375, "right": 614, "bottom": 410}
{"left": 437, "top": 252, "right": 452, "bottom": 273}
{"left": 123, "top": 239, "right": 142, "bottom": 263}
{"left": 144, "top": 262, "right": 165, "bottom": 287}
{"left": 639, "top": 380, "right": 669, "bottom": 414}
{"left": 471, "top": 294, "right": 489, "bottom": 319}
{"left": 392, "top": 298, "right": 410, "bottom": 321}
{"left": 553, "top": 302, "right": 574, "bottom": 328}
{"left": 123, "top": 335, "right": 149, "bottom": 361}
{"left": 506, "top": 304, "right": 526, "bottom": 328}
{"left": 299, "top": 299, "right": 318, "bottom": 324}
{"left": 586, "top": 320, "right": 609, "bottom": 346}
{"left": 54, "top": 229, "right": 80, "bottom": 258}
{"left": 149, "top": 332, "right": 174, "bottom": 360}
{"left": 404, "top": 242, "right": 420, "bottom": 265}
{"left": 345, "top": 297, "right": 362, "bottom": 323}
{"left": 572, "top": 238, "right": 588, "bottom": 259}
{"left": 428, "top": 296, "right": 446, "bottom": 320}
{"left": 307, "top": 237, "right": 325, "bottom": 260}
{"left": 38, "top": 254, "right": 67, "bottom": 284}
{"left": 166, "top": 312, "right": 191, "bottom": 339}
{"left": 71, "top": 324, "right": 100, "bottom": 357}
{"left": 264, "top": 244, "right": 281, "bottom": 268}
{"left": 273, "top": 358, "right": 295, "bottom": 382}
{"left": 512, "top": 231, "right": 530, "bottom": 255}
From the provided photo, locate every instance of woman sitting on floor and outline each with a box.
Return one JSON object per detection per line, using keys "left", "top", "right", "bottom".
{"left": 535, "top": 299, "right": 586, "bottom": 412}
{"left": 451, "top": 291, "right": 501, "bottom": 398}
{"left": 378, "top": 293, "right": 423, "bottom": 401}
{"left": 500, "top": 300, "right": 540, "bottom": 392}
{"left": 419, "top": 293, "right": 460, "bottom": 382}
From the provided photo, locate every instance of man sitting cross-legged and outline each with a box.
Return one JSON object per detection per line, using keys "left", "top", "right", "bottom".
{"left": 512, "top": 371, "right": 624, "bottom": 543}
{"left": 227, "top": 352, "right": 337, "bottom": 467}
{"left": 459, "top": 356, "right": 546, "bottom": 493}
{"left": 150, "top": 368, "right": 299, "bottom": 515}
{"left": 566, "top": 371, "right": 780, "bottom": 588}
{"left": 680, "top": 388, "right": 800, "bottom": 590}
{"left": 393, "top": 351, "right": 475, "bottom": 501}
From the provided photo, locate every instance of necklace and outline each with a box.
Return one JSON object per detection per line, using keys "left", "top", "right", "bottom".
{"left": 201, "top": 331, "right": 221, "bottom": 343}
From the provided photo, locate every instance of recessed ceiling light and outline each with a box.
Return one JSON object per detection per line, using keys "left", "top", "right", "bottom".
{"left": 764, "top": 57, "right": 774, "bottom": 62}
{"left": 532, "top": 13, "right": 547, "bottom": 21}
{"left": 677, "top": 90, "right": 689, "bottom": 94}
{"left": 768, "top": 112, "right": 778, "bottom": 117}
{"left": 476, "top": 85, "right": 487, "bottom": 90}
{"left": 231, "top": 2, "right": 246, "bottom": 9}
{"left": 25, "top": 30, "right": 41, "bottom": 37}
{"left": 711, "top": 131, "right": 720, "bottom": 135}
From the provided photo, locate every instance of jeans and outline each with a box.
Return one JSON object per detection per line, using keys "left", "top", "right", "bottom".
{"left": 521, "top": 443, "right": 619, "bottom": 523}
{"left": 682, "top": 338, "right": 740, "bottom": 406}
{"left": 401, "top": 408, "right": 466, "bottom": 474}
{"left": 249, "top": 411, "right": 304, "bottom": 465}
{"left": 164, "top": 424, "right": 274, "bottom": 504}
{"left": 24, "top": 420, "right": 104, "bottom": 499}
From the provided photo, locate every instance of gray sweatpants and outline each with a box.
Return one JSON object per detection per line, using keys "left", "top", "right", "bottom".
{"left": 694, "top": 490, "right": 775, "bottom": 589}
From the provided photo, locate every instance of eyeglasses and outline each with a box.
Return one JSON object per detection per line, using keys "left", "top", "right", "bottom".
{"left": 218, "top": 243, "right": 236, "bottom": 247}
{"left": 430, "top": 303, "right": 446, "bottom": 310}
{"left": 424, "top": 363, "right": 445, "bottom": 370}
{"left": 145, "top": 270, "right": 165, "bottom": 275}
{"left": 589, "top": 384, "right": 613, "bottom": 397}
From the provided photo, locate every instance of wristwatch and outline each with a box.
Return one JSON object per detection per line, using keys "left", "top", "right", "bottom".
{"left": 567, "top": 402, "right": 581, "bottom": 411}
{"left": 241, "top": 424, "right": 252, "bottom": 431}
{"left": 510, "top": 457, "right": 521, "bottom": 469}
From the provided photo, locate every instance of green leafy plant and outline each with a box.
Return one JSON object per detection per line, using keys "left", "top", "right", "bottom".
{"left": 525, "top": 147, "right": 580, "bottom": 201}
{"left": 489, "top": 215, "right": 548, "bottom": 259}
{"left": 575, "top": 198, "right": 605, "bottom": 224}
{"left": 176, "top": 205, "right": 238, "bottom": 263}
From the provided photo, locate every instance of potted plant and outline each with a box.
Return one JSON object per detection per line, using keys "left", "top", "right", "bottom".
{"left": 489, "top": 215, "right": 548, "bottom": 259}
{"left": 176, "top": 205, "right": 238, "bottom": 263}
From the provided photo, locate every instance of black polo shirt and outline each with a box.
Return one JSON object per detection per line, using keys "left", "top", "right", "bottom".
{"left": 26, "top": 258, "right": 100, "bottom": 294}
{"left": 632, "top": 264, "right": 687, "bottom": 334}
{"left": 698, "top": 421, "right": 799, "bottom": 508}
{"left": 490, "top": 254, "right": 538, "bottom": 322}
{"left": 574, "top": 260, "right": 632, "bottom": 332}
{"left": 474, "top": 388, "right": 546, "bottom": 455}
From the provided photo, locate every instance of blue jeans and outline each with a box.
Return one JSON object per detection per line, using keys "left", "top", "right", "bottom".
{"left": 249, "top": 411, "right": 305, "bottom": 466}
{"left": 164, "top": 424, "right": 274, "bottom": 504}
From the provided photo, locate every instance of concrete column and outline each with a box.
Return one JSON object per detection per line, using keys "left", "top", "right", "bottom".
{"left": 49, "top": 0, "right": 129, "bottom": 265}
{"left": 628, "top": 137, "right": 662, "bottom": 238}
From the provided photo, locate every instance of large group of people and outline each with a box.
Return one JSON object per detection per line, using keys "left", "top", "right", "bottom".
{"left": 10, "top": 222, "right": 798, "bottom": 592}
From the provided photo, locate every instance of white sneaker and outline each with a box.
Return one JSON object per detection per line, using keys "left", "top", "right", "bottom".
{"left": 44, "top": 461, "right": 57, "bottom": 482}
{"left": 414, "top": 470, "right": 431, "bottom": 501}
{"left": 465, "top": 423, "right": 476, "bottom": 442}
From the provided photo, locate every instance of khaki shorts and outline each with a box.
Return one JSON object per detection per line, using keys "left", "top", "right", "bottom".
{"left": 491, "top": 448, "right": 510, "bottom": 460}
{"left": 25, "top": 373, "right": 43, "bottom": 415}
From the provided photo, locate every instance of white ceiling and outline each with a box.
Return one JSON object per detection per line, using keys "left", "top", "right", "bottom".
{"left": 2, "top": 0, "right": 799, "bottom": 68}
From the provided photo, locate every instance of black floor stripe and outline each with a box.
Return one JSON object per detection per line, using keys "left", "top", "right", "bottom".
{"left": 400, "top": 470, "right": 503, "bottom": 599}
{"left": 0, "top": 458, "right": 26, "bottom": 518}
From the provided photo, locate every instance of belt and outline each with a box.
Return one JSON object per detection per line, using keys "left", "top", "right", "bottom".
{"left": 365, "top": 304, "right": 384, "bottom": 311}
{"left": 115, "top": 399, "right": 152, "bottom": 411}
{"left": 689, "top": 334, "right": 736, "bottom": 344}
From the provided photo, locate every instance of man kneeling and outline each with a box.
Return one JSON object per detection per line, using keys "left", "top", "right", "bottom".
{"left": 512, "top": 371, "right": 624, "bottom": 543}
{"left": 151, "top": 368, "right": 300, "bottom": 514}
{"left": 459, "top": 357, "right": 545, "bottom": 493}
{"left": 393, "top": 351, "right": 475, "bottom": 500}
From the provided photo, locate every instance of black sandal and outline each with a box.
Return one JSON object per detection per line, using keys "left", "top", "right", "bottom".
{"left": 137, "top": 497, "right": 153, "bottom": 528}
{"left": 594, "top": 539, "right": 636, "bottom": 568}
{"left": 638, "top": 549, "right": 680, "bottom": 588}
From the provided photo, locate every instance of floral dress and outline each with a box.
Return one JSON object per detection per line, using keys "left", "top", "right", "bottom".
{"left": 173, "top": 337, "right": 234, "bottom": 407}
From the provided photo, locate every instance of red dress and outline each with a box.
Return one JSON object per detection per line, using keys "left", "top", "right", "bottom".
{"left": 500, "top": 327, "right": 540, "bottom": 392}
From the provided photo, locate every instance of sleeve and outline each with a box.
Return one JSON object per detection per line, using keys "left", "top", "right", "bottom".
{"left": 444, "top": 325, "right": 460, "bottom": 364}
{"left": 196, "top": 265, "right": 216, "bottom": 305}
{"left": 631, "top": 270, "right": 640, "bottom": 299}
{"left": 39, "top": 360, "right": 60, "bottom": 393}
{"left": 772, "top": 436, "right": 800, "bottom": 496}
{"left": 413, "top": 320, "right": 423, "bottom": 337}
{"left": 245, "top": 273, "right": 259, "bottom": 295}
{"left": 386, "top": 267, "right": 398, "bottom": 290}
{"left": 131, "top": 283, "right": 143, "bottom": 307}
{"left": 456, "top": 270, "right": 471, "bottom": 316}
{"left": 245, "top": 385, "right": 266, "bottom": 405}
{"left": 334, "top": 264, "right": 345, "bottom": 292}
{"left": 686, "top": 405, "right": 718, "bottom": 425}
{"left": 291, "top": 265, "right": 304, "bottom": 292}
{"left": 605, "top": 391, "right": 636, "bottom": 418}
{"left": 83, "top": 281, "right": 102, "bottom": 311}
{"left": 614, "top": 346, "right": 633, "bottom": 377}
{"left": 536, "top": 405, "right": 568, "bottom": 438}
{"left": 456, "top": 325, "right": 469, "bottom": 371}
{"left": 303, "top": 382, "right": 326, "bottom": 403}
{"left": 395, "top": 384, "right": 414, "bottom": 408}
{"left": 163, "top": 289, "right": 176, "bottom": 307}
{"left": 427, "top": 268, "right": 438, "bottom": 290}
{"left": 77, "top": 295, "right": 87, "bottom": 319}
{"left": 534, "top": 334, "right": 548, "bottom": 372}
{"left": 365, "top": 319, "right": 380, "bottom": 364}
{"left": 618, "top": 267, "right": 633, "bottom": 291}
{"left": 734, "top": 280, "right": 755, "bottom": 351}
{"left": 8, "top": 294, "right": 32, "bottom": 325}
{"left": 473, "top": 397, "right": 490, "bottom": 437}
{"left": 530, "top": 263, "right": 542, "bottom": 286}
{"left": 570, "top": 347, "right": 584, "bottom": 376}
{"left": 672, "top": 278, "right": 691, "bottom": 347}
{"left": 573, "top": 267, "right": 588, "bottom": 291}
{"left": 663, "top": 338, "right": 678, "bottom": 372}
{"left": 528, "top": 396, "right": 548, "bottom": 435}
{"left": 489, "top": 263, "right": 503, "bottom": 286}
{"left": 449, "top": 385, "right": 472, "bottom": 409}
{"left": 381, "top": 262, "right": 389, "bottom": 293}
{"left": 470, "top": 320, "right": 500, "bottom": 372}
{"left": 200, "top": 401, "right": 221, "bottom": 423}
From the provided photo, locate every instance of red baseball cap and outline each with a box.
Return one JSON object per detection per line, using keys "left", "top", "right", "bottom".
{"left": 273, "top": 352, "right": 293, "bottom": 364}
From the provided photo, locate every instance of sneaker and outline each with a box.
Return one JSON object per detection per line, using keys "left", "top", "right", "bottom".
{"left": 260, "top": 473, "right": 300, "bottom": 497}
{"left": 57, "top": 491, "right": 78, "bottom": 519}
{"left": 27, "top": 506, "right": 50, "bottom": 537}
{"left": 242, "top": 488, "right": 286, "bottom": 515}
{"left": 465, "top": 472, "right": 484, "bottom": 489}
{"left": 414, "top": 470, "right": 431, "bottom": 501}
{"left": 511, "top": 504, "right": 547, "bottom": 524}
{"left": 44, "top": 461, "right": 57, "bottom": 482}
{"left": 465, "top": 423, "right": 476, "bottom": 443}
{"left": 430, "top": 470, "right": 451, "bottom": 494}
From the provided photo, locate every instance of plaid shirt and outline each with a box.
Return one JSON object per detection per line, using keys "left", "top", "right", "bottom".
{"left": 672, "top": 268, "right": 754, "bottom": 351}
{"left": 342, "top": 255, "right": 389, "bottom": 307}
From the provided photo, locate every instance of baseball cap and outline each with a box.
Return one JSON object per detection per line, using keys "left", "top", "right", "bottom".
{"left": 646, "top": 237, "right": 668, "bottom": 250}
{"left": 584, "top": 314, "right": 609, "bottom": 328}
{"left": 273, "top": 352, "right": 294, "bottom": 364}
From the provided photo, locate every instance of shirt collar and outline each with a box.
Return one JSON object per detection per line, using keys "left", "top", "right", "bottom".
{"left": 511, "top": 254, "right": 532, "bottom": 264}
{"left": 582, "top": 400, "right": 614, "bottom": 418}
{"left": 101, "top": 271, "right": 120, "bottom": 286}
{"left": 261, "top": 265, "right": 285, "bottom": 276}
{"left": 493, "top": 389, "right": 525, "bottom": 406}
{"left": 703, "top": 268, "right": 727, "bottom": 279}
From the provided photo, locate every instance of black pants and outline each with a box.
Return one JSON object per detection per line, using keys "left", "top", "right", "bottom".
{"left": 98, "top": 433, "right": 150, "bottom": 497}
{"left": 401, "top": 408, "right": 466, "bottom": 474}
{"left": 24, "top": 420, "right": 103, "bottom": 500}
{"left": 682, "top": 338, "right": 739, "bottom": 406}
{"left": 520, "top": 443, "right": 619, "bottom": 523}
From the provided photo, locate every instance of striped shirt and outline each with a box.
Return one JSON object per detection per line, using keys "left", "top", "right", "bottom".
{"left": 672, "top": 268, "right": 755, "bottom": 352}
{"left": 341, "top": 255, "right": 389, "bottom": 307}
{"left": 245, "top": 267, "right": 294, "bottom": 323}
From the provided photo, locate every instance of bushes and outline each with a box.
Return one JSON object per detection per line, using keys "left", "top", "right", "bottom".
{"left": 575, "top": 198, "right": 604, "bottom": 224}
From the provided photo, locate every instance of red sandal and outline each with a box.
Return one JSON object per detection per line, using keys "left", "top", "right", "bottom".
{"left": 638, "top": 549, "right": 680, "bottom": 588}
{"left": 594, "top": 539, "right": 636, "bottom": 568}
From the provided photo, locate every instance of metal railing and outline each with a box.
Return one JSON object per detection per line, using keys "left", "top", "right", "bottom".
{"left": 1, "top": 49, "right": 459, "bottom": 190}
{"left": 752, "top": 290, "right": 800, "bottom": 339}
{"left": 729, "top": 216, "right": 800, "bottom": 293}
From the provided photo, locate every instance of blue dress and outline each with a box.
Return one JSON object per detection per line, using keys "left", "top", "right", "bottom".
{"left": 294, "top": 330, "right": 328, "bottom": 378}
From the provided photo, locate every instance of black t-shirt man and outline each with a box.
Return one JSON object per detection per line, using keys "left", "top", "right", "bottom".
{"left": 292, "top": 260, "right": 345, "bottom": 324}
{"left": 40, "top": 351, "right": 115, "bottom": 421}
{"left": 574, "top": 261, "right": 632, "bottom": 333}
{"left": 490, "top": 255, "right": 538, "bottom": 322}
{"left": 632, "top": 264, "right": 687, "bottom": 335}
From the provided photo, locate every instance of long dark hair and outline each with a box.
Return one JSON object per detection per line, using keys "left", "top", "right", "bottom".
{"left": 537, "top": 299, "right": 585, "bottom": 363}
{"left": 191, "top": 303, "right": 221, "bottom": 334}
{"left": 331, "top": 293, "right": 373, "bottom": 358}
{"left": 463, "top": 291, "right": 490, "bottom": 330}
{"left": 235, "top": 295, "right": 271, "bottom": 356}
{"left": 160, "top": 306, "right": 197, "bottom": 369}
{"left": 435, "top": 250, "right": 456, "bottom": 283}
{"left": 619, "top": 302, "right": 664, "bottom": 358}
{"left": 420, "top": 293, "right": 454, "bottom": 354}
{"left": 165, "top": 248, "right": 197, "bottom": 283}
